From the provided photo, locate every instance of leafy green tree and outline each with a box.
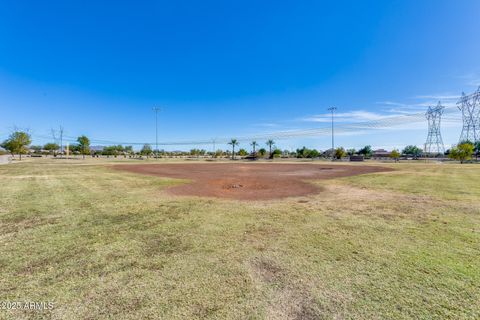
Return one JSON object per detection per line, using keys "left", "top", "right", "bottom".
{"left": 238, "top": 148, "right": 248, "bottom": 157}
{"left": 390, "top": 149, "right": 400, "bottom": 162}
{"left": 102, "top": 146, "right": 115, "bottom": 156}
{"left": 115, "top": 145, "right": 124, "bottom": 156}
{"left": 77, "top": 135, "right": 90, "bottom": 159}
{"left": 189, "top": 148, "right": 206, "bottom": 157}
{"left": 296, "top": 147, "right": 320, "bottom": 159}
{"left": 214, "top": 149, "right": 223, "bottom": 158}
{"left": 346, "top": 148, "right": 356, "bottom": 156}
{"left": 44, "top": 143, "right": 60, "bottom": 156}
{"left": 250, "top": 141, "right": 258, "bottom": 156}
{"left": 124, "top": 146, "right": 134, "bottom": 157}
{"left": 258, "top": 148, "right": 267, "bottom": 157}
{"left": 334, "top": 147, "right": 346, "bottom": 159}
{"left": 308, "top": 149, "right": 320, "bottom": 158}
{"left": 228, "top": 139, "right": 239, "bottom": 160}
{"left": 141, "top": 144, "right": 153, "bottom": 158}
{"left": 296, "top": 147, "right": 309, "bottom": 158}
{"left": 190, "top": 148, "right": 200, "bottom": 157}
{"left": 266, "top": 140, "right": 275, "bottom": 159}
{"left": 68, "top": 143, "right": 80, "bottom": 153}
{"left": 402, "top": 145, "right": 422, "bottom": 159}
{"left": 449, "top": 142, "right": 474, "bottom": 164}
{"left": 272, "top": 148, "right": 282, "bottom": 158}
{"left": 474, "top": 141, "right": 480, "bottom": 160}
{"left": 358, "top": 145, "right": 373, "bottom": 158}
{"left": 1, "top": 131, "right": 32, "bottom": 160}
{"left": 102, "top": 145, "right": 126, "bottom": 157}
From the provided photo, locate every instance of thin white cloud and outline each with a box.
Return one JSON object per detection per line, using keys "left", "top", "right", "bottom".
{"left": 380, "top": 106, "right": 426, "bottom": 114}
{"left": 456, "top": 73, "right": 480, "bottom": 88}
{"left": 414, "top": 94, "right": 460, "bottom": 100}
{"left": 376, "top": 101, "right": 410, "bottom": 107}
{"left": 377, "top": 93, "right": 460, "bottom": 114}
{"left": 468, "top": 79, "right": 480, "bottom": 87}
{"left": 252, "top": 122, "right": 278, "bottom": 127}
{"left": 301, "top": 110, "right": 388, "bottom": 123}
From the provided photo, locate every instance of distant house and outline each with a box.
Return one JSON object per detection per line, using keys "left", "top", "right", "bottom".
{"left": 373, "top": 149, "right": 392, "bottom": 159}
{"left": 90, "top": 146, "right": 105, "bottom": 152}
{"left": 322, "top": 148, "right": 334, "bottom": 158}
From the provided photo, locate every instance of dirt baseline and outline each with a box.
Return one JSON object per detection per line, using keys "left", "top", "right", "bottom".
{"left": 113, "top": 162, "right": 391, "bottom": 200}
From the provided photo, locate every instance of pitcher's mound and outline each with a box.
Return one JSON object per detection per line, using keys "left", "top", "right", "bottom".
{"left": 113, "top": 163, "right": 390, "bottom": 200}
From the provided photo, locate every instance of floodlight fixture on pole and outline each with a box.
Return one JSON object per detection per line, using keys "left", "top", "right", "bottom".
{"left": 153, "top": 107, "right": 160, "bottom": 159}
{"left": 327, "top": 107, "right": 337, "bottom": 160}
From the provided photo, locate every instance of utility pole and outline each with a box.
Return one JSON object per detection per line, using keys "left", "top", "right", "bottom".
{"left": 153, "top": 107, "right": 160, "bottom": 159}
{"left": 59, "top": 126, "right": 64, "bottom": 156}
{"left": 212, "top": 138, "right": 216, "bottom": 158}
{"left": 328, "top": 107, "right": 337, "bottom": 160}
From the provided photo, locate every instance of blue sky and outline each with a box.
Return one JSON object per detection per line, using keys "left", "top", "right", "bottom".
{"left": 1, "top": 0, "right": 479, "bottom": 151}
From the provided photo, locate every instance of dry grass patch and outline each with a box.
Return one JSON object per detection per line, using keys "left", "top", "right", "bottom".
{"left": 0, "top": 159, "right": 479, "bottom": 319}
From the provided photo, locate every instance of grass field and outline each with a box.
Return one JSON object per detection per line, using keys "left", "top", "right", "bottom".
{"left": 0, "top": 159, "right": 479, "bottom": 319}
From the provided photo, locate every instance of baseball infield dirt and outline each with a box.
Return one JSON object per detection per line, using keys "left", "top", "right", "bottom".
{"left": 113, "top": 162, "right": 391, "bottom": 200}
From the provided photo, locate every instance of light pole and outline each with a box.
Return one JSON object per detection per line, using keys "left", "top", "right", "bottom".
{"left": 153, "top": 107, "right": 160, "bottom": 159}
{"left": 212, "top": 138, "right": 217, "bottom": 158}
{"left": 328, "top": 107, "right": 337, "bottom": 160}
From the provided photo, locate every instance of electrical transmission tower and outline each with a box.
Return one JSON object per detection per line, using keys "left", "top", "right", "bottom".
{"left": 51, "top": 126, "right": 64, "bottom": 154}
{"left": 457, "top": 86, "right": 480, "bottom": 143}
{"left": 425, "top": 101, "right": 445, "bottom": 155}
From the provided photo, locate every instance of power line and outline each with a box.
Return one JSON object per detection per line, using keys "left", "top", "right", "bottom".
{"left": 27, "top": 105, "right": 463, "bottom": 147}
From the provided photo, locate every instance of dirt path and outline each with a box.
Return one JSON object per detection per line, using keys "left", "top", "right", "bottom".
{"left": 113, "top": 162, "right": 391, "bottom": 200}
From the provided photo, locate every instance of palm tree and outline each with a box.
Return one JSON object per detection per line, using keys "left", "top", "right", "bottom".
{"left": 250, "top": 141, "right": 258, "bottom": 156}
{"left": 266, "top": 139, "right": 275, "bottom": 159}
{"left": 228, "top": 139, "right": 239, "bottom": 160}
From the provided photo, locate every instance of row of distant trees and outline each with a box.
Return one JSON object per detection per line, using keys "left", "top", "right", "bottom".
{"left": 0, "top": 132, "right": 92, "bottom": 160}
{"left": 227, "top": 139, "right": 277, "bottom": 159}
{"left": 2, "top": 131, "right": 480, "bottom": 163}
{"left": 329, "top": 142, "right": 480, "bottom": 163}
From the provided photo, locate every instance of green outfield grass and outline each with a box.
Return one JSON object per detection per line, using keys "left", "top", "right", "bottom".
{"left": 0, "top": 159, "right": 479, "bottom": 319}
